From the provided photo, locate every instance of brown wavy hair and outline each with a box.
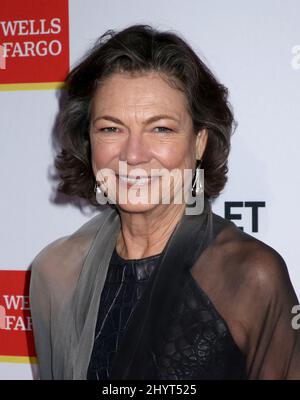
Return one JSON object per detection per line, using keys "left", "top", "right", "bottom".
{"left": 55, "top": 24, "right": 236, "bottom": 207}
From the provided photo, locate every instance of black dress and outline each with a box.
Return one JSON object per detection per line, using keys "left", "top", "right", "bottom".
{"left": 87, "top": 246, "right": 248, "bottom": 380}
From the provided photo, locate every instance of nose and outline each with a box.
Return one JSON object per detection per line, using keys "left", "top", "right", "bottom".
{"left": 119, "top": 131, "right": 151, "bottom": 166}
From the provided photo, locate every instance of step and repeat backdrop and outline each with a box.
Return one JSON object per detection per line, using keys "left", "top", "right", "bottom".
{"left": 0, "top": 0, "right": 299, "bottom": 380}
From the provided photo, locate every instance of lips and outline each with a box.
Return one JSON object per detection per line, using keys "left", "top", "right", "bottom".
{"left": 117, "top": 174, "right": 158, "bottom": 186}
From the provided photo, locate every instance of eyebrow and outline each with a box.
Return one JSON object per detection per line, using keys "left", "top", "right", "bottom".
{"left": 92, "top": 114, "right": 180, "bottom": 126}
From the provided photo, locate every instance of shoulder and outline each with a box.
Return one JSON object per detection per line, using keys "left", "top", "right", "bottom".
{"left": 31, "top": 236, "right": 69, "bottom": 279}
{"left": 194, "top": 212, "right": 294, "bottom": 299}
{"left": 225, "top": 226, "right": 292, "bottom": 298}
{"left": 210, "top": 219, "right": 300, "bottom": 350}
{"left": 201, "top": 217, "right": 299, "bottom": 351}
{"left": 30, "top": 208, "right": 114, "bottom": 286}
{"left": 216, "top": 222, "right": 300, "bottom": 376}
{"left": 208, "top": 216, "right": 293, "bottom": 296}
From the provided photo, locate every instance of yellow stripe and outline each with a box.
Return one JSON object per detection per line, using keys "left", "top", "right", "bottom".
{"left": 0, "top": 82, "right": 65, "bottom": 91}
{"left": 0, "top": 356, "right": 37, "bottom": 364}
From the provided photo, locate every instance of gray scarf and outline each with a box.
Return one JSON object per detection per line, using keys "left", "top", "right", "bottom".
{"left": 30, "top": 196, "right": 235, "bottom": 379}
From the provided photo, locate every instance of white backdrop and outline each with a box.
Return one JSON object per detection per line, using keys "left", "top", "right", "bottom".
{"left": 0, "top": 0, "right": 299, "bottom": 379}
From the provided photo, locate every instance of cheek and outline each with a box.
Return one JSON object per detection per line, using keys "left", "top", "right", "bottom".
{"left": 153, "top": 139, "right": 194, "bottom": 170}
{"left": 90, "top": 140, "right": 119, "bottom": 171}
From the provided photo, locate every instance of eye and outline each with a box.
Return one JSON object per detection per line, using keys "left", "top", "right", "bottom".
{"left": 98, "top": 127, "right": 119, "bottom": 133}
{"left": 153, "top": 127, "right": 173, "bottom": 133}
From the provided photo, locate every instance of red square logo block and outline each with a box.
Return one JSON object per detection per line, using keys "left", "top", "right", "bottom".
{"left": 0, "top": 270, "right": 36, "bottom": 360}
{"left": 0, "top": 0, "right": 69, "bottom": 87}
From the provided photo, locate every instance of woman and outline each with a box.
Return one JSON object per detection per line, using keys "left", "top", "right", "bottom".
{"left": 29, "top": 24, "right": 300, "bottom": 380}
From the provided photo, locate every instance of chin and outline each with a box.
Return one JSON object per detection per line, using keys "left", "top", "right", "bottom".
{"left": 116, "top": 201, "right": 160, "bottom": 214}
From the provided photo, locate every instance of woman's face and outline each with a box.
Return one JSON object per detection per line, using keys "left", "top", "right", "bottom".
{"left": 89, "top": 71, "right": 207, "bottom": 214}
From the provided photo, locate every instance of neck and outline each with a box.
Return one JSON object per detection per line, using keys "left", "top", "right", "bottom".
{"left": 115, "top": 203, "right": 186, "bottom": 260}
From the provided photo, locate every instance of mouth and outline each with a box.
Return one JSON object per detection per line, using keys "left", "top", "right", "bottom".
{"left": 117, "top": 174, "right": 159, "bottom": 186}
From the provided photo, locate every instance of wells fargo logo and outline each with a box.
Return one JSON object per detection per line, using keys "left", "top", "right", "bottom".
{"left": 0, "top": 0, "right": 69, "bottom": 91}
{"left": 0, "top": 271, "right": 36, "bottom": 364}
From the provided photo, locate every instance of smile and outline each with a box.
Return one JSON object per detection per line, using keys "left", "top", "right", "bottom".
{"left": 117, "top": 175, "right": 159, "bottom": 186}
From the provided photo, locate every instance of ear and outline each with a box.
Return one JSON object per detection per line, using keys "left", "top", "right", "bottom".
{"left": 195, "top": 129, "right": 208, "bottom": 160}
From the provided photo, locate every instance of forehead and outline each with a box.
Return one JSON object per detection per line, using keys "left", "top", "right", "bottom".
{"left": 91, "top": 72, "right": 189, "bottom": 118}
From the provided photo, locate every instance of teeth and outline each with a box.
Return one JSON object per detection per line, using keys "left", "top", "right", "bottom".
{"left": 119, "top": 175, "right": 154, "bottom": 184}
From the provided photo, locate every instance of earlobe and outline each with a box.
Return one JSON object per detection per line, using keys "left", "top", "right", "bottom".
{"left": 91, "top": 159, "right": 98, "bottom": 179}
{"left": 195, "top": 129, "right": 208, "bottom": 160}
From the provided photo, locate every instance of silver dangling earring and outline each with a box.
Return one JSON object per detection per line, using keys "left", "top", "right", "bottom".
{"left": 191, "top": 160, "right": 203, "bottom": 197}
{"left": 94, "top": 181, "right": 102, "bottom": 195}
{"left": 94, "top": 180, "right": 108, "bottom": 205}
